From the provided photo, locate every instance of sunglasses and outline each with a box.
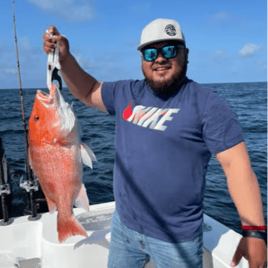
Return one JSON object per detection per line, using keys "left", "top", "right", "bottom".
{"left": 142, "top": 45, "right": 185, "bottom": 62}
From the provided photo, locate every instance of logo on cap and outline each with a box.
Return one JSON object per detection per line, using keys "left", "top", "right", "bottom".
{"left": 165, "top": 24, "right": 176, "bottom": 36}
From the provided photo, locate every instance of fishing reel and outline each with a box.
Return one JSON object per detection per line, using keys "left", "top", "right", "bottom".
{"left": 19, "top": 173, "right": 38, "bottom": 193}
{"left": 19, "top": 168, "right": 43, "bottom": 220}
{"left": 19, "top": 169, "right": 48, "bottom": 219}
{"left": 0, "top": 184, "right": 11, "bottom": 196}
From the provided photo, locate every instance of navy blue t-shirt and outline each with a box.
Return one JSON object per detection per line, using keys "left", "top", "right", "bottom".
{"left": 101, "top": 77, "right": 244, "bottom": 243}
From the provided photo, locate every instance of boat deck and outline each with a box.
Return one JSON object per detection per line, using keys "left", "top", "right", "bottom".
{"left": 0, "top": 201, "right": 248, "bottom": 267}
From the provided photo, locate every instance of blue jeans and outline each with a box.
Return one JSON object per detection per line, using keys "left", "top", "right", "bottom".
{"left": 108, "top": 210, "right": 203, "bottom": 268}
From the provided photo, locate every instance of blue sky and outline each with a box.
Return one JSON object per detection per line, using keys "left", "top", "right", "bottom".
{"left": 0, "top": 0, "right": 266, "bottom": 89}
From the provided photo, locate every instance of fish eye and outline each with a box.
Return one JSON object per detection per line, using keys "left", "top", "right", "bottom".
{"left": 34, "top": 116, "right": 39, "bottom": 122}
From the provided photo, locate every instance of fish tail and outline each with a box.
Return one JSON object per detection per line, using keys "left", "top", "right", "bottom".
{"left": 57, "top": 215, "right": 88, "bottom": 243}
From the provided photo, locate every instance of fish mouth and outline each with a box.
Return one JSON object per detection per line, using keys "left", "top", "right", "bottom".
{"left": 36, "top": 90, "right": 54, "bottom": 106}
{"left": 37, "top": 90, "right": 50, "bottom": 98}
{"left": 36, "top": 84, "right": 59, "bottom": 106}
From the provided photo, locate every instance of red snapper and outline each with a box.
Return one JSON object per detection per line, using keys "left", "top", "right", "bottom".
{"left": 28, "top": 84, "right": 96, "bottom": 243}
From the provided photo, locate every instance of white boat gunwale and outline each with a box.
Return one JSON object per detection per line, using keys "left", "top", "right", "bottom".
{"left": 0, "top": 201, "right": 249, "bottom": 268}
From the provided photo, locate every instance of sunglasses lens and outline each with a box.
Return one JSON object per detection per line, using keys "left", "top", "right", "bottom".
{"left": 142, "top": 45, "right": 183, "bottom": 61}
{"left": 162, "top": 46, "right": 177, "bottom": 59}
{"left": 143, "top": 48, "right": 157, "bottom": 62}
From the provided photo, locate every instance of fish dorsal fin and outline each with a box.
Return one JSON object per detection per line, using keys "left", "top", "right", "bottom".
{"left": 55, "top": 87, "right": 77, "bottom": 134}
{"left": 80, "top": 142, "right": 97, "bottom": 169}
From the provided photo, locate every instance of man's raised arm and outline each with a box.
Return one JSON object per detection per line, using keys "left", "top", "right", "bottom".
{"left": 43, "top": 26, "right": 107, "bottom": 113}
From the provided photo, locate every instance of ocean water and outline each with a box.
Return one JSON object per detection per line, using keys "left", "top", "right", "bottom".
{"left": 0, "top": 81, "right": 267, "bottom": 234}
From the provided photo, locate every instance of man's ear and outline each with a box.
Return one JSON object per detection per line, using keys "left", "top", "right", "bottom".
{"left": 185, "top": 48, "right": 189, "bottom": 63}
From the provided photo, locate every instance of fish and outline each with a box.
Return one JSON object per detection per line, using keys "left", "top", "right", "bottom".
{"left": 28, "top": 84, "right": 96, "bottom": 243}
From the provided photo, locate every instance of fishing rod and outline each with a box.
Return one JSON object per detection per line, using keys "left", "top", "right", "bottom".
{"left": 12, "top": 0, "right": 39, "bottom": 220}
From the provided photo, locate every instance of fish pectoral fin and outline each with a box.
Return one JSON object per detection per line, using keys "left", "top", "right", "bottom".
{"left": 46, "top": 196, "right": 57, "bottom": 213}
{"left": 73, "top": 184, "right": 90, "bottom": 212}
{"left": 52, "top": 137, "right": 68, "bottom": 146}
{"left": 80, "top": 142, "right": 97, "bottom": 169}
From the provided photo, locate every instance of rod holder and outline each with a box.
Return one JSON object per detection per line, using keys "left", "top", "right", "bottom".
{"left": 20, "top": 176, "right": 39, "bottom": 192}
{"left": 20, "top": 176, "right": 41, "bottom": 220}
{"left": 0, "top": 184, "right": 10, "bottom": 195}
{"left": 0, "top": 137, "right": 12, "bottom": 225}
{"left": 0, "top": 193, "right": 13, "bottom": 226}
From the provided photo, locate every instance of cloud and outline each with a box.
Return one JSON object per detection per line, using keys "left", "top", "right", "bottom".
{"left": 190, "top": 48, "right": 258, "bottom": 83}
{"left": 0, "top": 65, "right": 17, "bottom": 76}
{"left": 26, "top": 0, "right": 95, "bottom": 22}
{"left": 0, "top": 44, "right": 9, "bottom": 53}
{"left": 70, "top": 47, "right": 140, "bottom": 81}
{"left": 206, "top": 12, "right": 230, "bottom": 25}
{"left": 19, "top": 36, "right": 32, "bottom": 51}
{"left": 70, "top": 47, "right": 119, "bottom": 72}
{"left": 126, "top": 38, "right": 139, "bottom": 48}
{"left": 131, "top": 3, "right": 150, "bottom": 12}
{"left": 3, "top": 36, "right": 42, "bottom": 58}
{"left": 212, "top": 49, "right": 230, "bottom": 59}
{"left": 16, "top": 36, "right": 43, "bottom": 64}
{"left": 72, "top": 49, "right": 96, "bottom": 70}
{"left": 130, "top": 3, "right": 151, "bottom": 18}
{"left": 0, "top": 37, "right": 38, "bottom": 59}
{"left": 214, "top": 50, "right": 225, "bottom": 56}
{"left": 239, "top": 44, "right": 261, "bottom": 57}
{"left": 0, "top": 34, "right": 44, "bottom": 89}
{"left": 209, "top": 12, "right": 228, "bottom": 20}
{"left": 205, "top": 11, "right": 264, "bottom": 36}
{"left": 0, "top": 45, "right": 16, "bottom": 69}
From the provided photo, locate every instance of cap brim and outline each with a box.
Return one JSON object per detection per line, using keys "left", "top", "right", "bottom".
{"left": 137, "top": 38, "right": 185, "bottom": 51}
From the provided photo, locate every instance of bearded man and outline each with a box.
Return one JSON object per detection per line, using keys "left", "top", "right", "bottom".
{"left": 43, "top": 19, "right": 267, "bottom": 268}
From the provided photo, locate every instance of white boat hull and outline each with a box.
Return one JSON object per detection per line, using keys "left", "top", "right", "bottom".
{"left": 0, "top": 201, "right": 249, "bottom": 267}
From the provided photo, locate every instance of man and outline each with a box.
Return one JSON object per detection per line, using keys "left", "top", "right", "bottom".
{"left": 43, "top": 19, "right": 267, "bottom": 268}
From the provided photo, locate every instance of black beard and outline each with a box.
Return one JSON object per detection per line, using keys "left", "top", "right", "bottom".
{"left": 144, "top": 63, "right": 188, "bottom": 96}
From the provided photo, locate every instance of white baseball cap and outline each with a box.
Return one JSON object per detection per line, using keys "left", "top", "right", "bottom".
{"left": 137, "top": 18, "right": 186, "bottom": 51}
